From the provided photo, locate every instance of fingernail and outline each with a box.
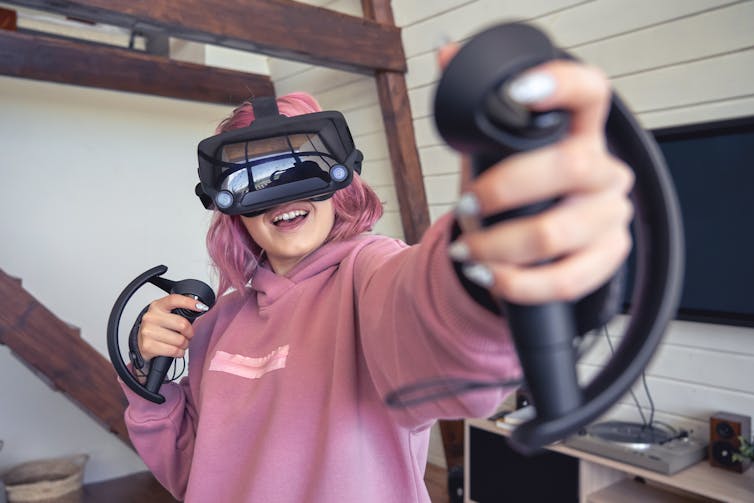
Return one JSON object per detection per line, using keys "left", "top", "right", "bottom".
{"left": 506, "top": 72, "right": 556, "bottom": 104}
{"left": 196, "top": 302, "right": 210, "bottom": 312}
{"left": 448, "top": 241, "right": 470, "bottom": 262}
{"left": 456, "top": 192, "right": 480, "bottom": 217}
{"left": 462, "top": 263, "right": 495, "bottom": 288}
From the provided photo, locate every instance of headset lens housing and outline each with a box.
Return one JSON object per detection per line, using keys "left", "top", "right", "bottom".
{"left": 196, "top": 106, "right": 362, "bottom": 216}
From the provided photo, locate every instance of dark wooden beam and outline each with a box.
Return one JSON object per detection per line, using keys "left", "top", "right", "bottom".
{"left": 0, "top": 29, "right": 273, "bottom": 105}
{"left": 0, "top": 269, "right": 132, "bottom": 448}
{"left": 363, "top": 0, "right": 460, "bottom": 478}
{"left": 5, "top": 0, "right": 406, "bottom": 74}
{"left": 361, "top": 0, "right": 430, "bottom": 245}
{"left": 0, "top": 6, "right": 17, "bottom": 30}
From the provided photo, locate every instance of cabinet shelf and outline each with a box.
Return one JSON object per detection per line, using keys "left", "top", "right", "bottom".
{"left": 466, "top": 417, "right": 754, "bottom": 503}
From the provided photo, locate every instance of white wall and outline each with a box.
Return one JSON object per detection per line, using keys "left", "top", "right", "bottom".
{"left": 0, "top": 76, "right": 231, "bottom": 482}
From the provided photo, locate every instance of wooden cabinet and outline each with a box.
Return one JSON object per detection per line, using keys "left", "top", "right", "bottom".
{"left": 465, "top": 418, "right": 754, "bottom": 503}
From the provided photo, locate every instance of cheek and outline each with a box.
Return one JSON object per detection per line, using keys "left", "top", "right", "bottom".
{"left": 241, "top": 217, "right": 268, "bottom": 246}
{"left": 318, "top": 205, "right": 336, "bottom": 237}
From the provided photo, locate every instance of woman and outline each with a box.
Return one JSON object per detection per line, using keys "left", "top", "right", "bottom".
{"left": 122, "top": 54, "right": 633, "bottom": 501}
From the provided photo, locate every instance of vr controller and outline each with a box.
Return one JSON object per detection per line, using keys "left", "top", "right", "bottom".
{"left": 107, "top": 265, "right": 215, "bottom": 404}
{"left": 433, "top": 22, "right": 684, "bottom": 451}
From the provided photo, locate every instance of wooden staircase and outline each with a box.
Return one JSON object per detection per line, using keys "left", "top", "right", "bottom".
{"left": 0, "top": 268, "right": 131, "bottom": 448}
{"left": 0, "top": 268, "right": 183, "bottom": 500}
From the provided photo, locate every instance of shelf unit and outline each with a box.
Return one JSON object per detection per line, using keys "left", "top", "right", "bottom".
{"left": 465, "top": 417, "right": 754, "bottom": 503}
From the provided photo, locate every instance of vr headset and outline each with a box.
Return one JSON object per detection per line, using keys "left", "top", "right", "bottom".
{"left": 195, "top": 96, "right": 363, "bottom": 217}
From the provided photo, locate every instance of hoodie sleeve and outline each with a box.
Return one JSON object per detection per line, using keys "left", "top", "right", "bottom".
{"left": 353, "top": 213, "right": 522, "bottom": 429}
{"left": 120, "top": 375, "right": 198, "bottom": 499}
{"left": 119, "top": 291, "right": 244, "bottom": 499}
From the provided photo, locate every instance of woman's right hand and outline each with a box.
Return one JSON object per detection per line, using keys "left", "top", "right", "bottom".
{"left": 138, "top": 294, "right": 209, "bottom": 362}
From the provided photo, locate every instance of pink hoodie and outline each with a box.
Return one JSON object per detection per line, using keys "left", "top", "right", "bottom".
{"left": 122, "top": 214, "right": 521, "bottom": 502}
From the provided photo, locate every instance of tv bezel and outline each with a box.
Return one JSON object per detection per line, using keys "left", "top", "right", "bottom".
{"left": 642, "top": 115, "right": 754, "bottom": 328}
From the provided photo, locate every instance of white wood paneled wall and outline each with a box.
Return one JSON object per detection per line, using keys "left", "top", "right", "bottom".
{"left": 267, "top": 0, "right": 405, "bottom": 240}
{"left": 397, "top": 0, "right": 754, "bottom": 220}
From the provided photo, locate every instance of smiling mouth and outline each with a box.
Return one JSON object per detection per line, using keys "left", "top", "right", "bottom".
{"left": 271, "top": 209, "right": 309, "bottom": 226}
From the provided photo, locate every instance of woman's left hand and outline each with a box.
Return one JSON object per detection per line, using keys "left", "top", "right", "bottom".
{"left": 439, "top": 45, "right": 635, "bottom": 305}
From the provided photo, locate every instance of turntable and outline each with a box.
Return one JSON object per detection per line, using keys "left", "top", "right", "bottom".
{"left": 564, "top": 420, "right": 707, "bottom": 475}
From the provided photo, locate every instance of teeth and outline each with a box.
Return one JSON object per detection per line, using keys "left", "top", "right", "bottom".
{"left": 272, "top": 210, "right": 309, "bottom": 223}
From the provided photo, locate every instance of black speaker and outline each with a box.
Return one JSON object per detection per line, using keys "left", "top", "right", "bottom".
{"left": 709, "top": 411, "right": 751, "bottom": 473}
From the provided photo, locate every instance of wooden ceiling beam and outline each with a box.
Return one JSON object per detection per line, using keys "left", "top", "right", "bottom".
{"left": 0, "top": 29, "right": 274, "bottom": 105}
{"left": 3, "top": 0, "right": 406, "bottom": 74}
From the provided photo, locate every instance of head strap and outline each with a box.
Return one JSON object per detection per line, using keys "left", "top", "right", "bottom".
{"left": 250, "top": 96, "right": 280, "bottom": 120}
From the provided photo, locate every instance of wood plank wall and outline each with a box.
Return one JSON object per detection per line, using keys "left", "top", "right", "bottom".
{"left": 268, "top": 0, "right": 406, "bottom": 240}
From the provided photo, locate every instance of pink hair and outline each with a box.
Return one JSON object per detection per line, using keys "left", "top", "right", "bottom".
{"left": 206, "top": 92, "right": 384, "bottom": 295}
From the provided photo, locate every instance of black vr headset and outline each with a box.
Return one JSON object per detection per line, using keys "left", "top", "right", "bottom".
{"left": 195, "top": 96, "right": 363, "bottom": 217}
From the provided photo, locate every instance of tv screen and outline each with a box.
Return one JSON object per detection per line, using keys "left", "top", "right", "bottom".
{"left": 624, "top": 116, "right": 754, "bottom": 327}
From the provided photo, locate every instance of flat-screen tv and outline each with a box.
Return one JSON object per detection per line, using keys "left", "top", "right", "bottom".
{"left": 624, "top": 116, "right": 754, "bottom": 327}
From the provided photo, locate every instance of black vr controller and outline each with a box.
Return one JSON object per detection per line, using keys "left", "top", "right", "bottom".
{"left": 434, "top": 23, "right": 684, "bottom": 451}
{"left": 107, "top": 265, "right": 215, "bottom": 404}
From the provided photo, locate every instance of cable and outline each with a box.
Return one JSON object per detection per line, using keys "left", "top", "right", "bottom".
{"left": 384, "top": 323, "right": 657, "bottom": 418}
{"left": 167, "top": 357, "right": 186, "bottom": 382}
{"left": 385, "top": 376, "right": 523, "bottom": 409}
{"left": 641, "top": 371, "right": 656, "bottom": 427}
{"left": 385, "top": 325, "right": 612, "bottom": 410}
{"left": 603, "top": 326, "right": 649, "bottom": 426}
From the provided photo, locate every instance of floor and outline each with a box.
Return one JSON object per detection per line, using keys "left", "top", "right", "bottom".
{"left": 425, "top": 463, "right": 451, "bottom": 503}
{"left": 83, "top": 471, "right": 177, "bottom": 502}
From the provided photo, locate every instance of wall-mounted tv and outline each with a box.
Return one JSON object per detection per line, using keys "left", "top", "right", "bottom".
{"left": 624, "top": 116, "right": 754, "bottom": 328}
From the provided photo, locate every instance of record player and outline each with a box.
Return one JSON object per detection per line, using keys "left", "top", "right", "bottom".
{"left": 564, "top": 420, "right": 707, "bottom": 475}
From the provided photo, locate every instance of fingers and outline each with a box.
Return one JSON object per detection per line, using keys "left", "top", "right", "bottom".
{"left": 138, "top": 294, "right": 203, "bottom": 361}
{"left": 446, "top": 58, "right": 634, "bottom": 304}
{"left": 452, "top": 186, "right": 633, "bottom": 267}
{"left": 152, "top": 292, "right": 211, "bottom": 314}
{"left": 140, "top": 321, "right": 191, "bottom": 358}
{"left": 437, "top": 42, "right": 460, "bottom": 70}
{"left": 453, "top": 149, "right": 633, "bottom": 303}
{"left": 463, "top": 227, "right": 632, "bottom": 304}
{"left": 469, "top": 138, "right": 633, "bottom": 216}
{"left": 511, "top": 60, "right": 612, "bottom": 138}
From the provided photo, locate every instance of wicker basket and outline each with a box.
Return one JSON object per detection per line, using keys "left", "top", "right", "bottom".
{"left": 1, "top": 454, "right": 88, "bottom": 503}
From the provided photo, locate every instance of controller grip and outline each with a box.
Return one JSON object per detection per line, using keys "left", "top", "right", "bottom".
{"left": 140, "top": 281, "right": 215, "bottom": 396}
{"left": 475, "top": 155, "right": 583, "bottom": 419}
{"left": 505, "top": 303, "right": 581, "bottom": 419}
{"left": 146, "top": 356, "right": 174, "bottom": 393}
